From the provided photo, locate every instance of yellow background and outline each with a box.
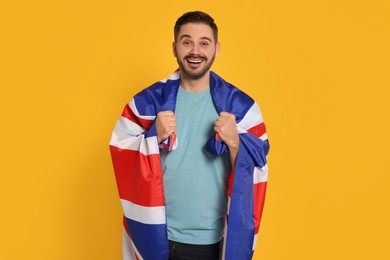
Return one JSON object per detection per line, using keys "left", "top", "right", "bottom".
{"left": 1, "top": 0, "right": 389, "bottom": 259}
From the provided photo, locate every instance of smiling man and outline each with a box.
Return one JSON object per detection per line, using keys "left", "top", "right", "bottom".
{"left": 110, "top": 11, "right": 270, "bottom": 260}
{"left": 174, "top": 22, "right": 219, "bottom": 83}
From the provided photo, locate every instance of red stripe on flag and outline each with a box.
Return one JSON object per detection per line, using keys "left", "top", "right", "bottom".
{"left": 110, "top": 145, "right": 164, "bottom": 207}
{"left": 247, "top": 122, "right": 266, "bottom": 138}
{"left": 227, "top": 170, "right": 234, "bottom": 197}
{"left": 168, "top": 133, "right": 176, "bottom": 150}
{"left": 253, "top": 181, "right": 267, "bottom": 234}
{"left": 122, "top": 104, "right": 154, "bottom": 130}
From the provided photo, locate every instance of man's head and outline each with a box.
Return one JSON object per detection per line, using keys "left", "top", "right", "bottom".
{"left": 174, "top": 11, "right": 218, "bottom": 43}
{"left": 173, "top": 11, "right": 220, "bottom": 81}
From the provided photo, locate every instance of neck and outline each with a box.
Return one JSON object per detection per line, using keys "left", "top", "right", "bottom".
{"left": 180, "top": 71, "right": 210, "bottom": 92}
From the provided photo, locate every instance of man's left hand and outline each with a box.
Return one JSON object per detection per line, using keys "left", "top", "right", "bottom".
{"left": 214, "top": 112, "right": 239, "bottom": 150}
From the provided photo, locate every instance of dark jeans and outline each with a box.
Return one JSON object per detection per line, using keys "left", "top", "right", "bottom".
{"left": 168, "top": 240, "right": 221, "bottom": 260}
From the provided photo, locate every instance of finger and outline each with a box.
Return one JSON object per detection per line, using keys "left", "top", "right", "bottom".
{"left": 158, "top": 110, "right": 174, "bottom": 117}
{"left": 216, "top": 116, "right": 226, "bottom": 123}
{"left": 220, "top": 111, "right": 230, "bottom": 117}
{"left": 157, "top": 111, "right": 165, "bottom": 117}
{"left": 166, "top": 127, "right": 176, "bottom": 135}
{"left": 220, "top": 112, "right": 235, "bottom": 121}
{"left": 168, "top": 116, "right": 176, "bottom": 123}
{"left": 168, "top": 117, "right": 176, "bottom": 125}
{"left": 214, "top": 125, "right": 224, "bottom": 133}
{"left": 164, "top": 110, "right": 174, "bottom": 115}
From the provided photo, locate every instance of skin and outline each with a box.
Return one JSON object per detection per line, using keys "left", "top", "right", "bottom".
{"left": 156, "top": 22, "right": 239, "bottom": 169}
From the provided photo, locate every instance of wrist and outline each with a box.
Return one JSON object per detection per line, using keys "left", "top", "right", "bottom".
{"left": 229, "top": 142, "right": 239, "bottom": 171}
{"left": 228, "top": 137, "right": 240, "bottom": 151}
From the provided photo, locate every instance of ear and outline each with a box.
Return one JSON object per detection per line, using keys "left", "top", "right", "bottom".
{"left": 172, "top": 42, "right": 177, "bottom": 57}
{"left": 215, "top": 42, "right": 221, "bottom": 58}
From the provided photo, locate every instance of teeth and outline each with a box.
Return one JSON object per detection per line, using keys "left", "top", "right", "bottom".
{"left": 188, "top": 59, "right": 203, "bottom": 63}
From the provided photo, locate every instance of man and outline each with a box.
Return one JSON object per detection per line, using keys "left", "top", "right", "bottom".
{"left": 110, "top": 11, "right": 270, "bottom": 260}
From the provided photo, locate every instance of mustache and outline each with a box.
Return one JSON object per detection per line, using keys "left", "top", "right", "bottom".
{"left": 184, "top": 54, "right": 207, "bottom": 61}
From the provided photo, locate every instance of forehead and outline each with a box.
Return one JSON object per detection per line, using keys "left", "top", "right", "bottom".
{"left": 177, "top": 23, "right": 215, "bottom": 42}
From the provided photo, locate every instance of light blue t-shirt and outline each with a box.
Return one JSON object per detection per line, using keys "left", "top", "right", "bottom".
{"left": 160, "top": 87, "right": 230, "bottom": 245}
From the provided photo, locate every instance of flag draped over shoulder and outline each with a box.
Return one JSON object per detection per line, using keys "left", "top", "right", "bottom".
{"left": 109, "top": 71, "right": 270, "bottom": 260}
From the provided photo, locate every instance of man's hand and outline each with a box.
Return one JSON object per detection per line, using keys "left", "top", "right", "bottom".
{"left": 156, "top": 111, "right": 176, "bottom": 143}
{"left": 214, "top": 112, "right": 239, "bottom": 149}
{"left": 214, "top": 112, "right": 240, "bottom": 170}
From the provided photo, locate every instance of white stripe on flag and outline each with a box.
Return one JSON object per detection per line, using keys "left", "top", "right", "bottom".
{"left": 237, "top": 102, "right": 263, "bottom": 130}
{"left": 227, "top": 196, "right": 231, "bottom": 215}
{"left": 122, "top": 227, "right": 139, "bottom": 260}
{"left": 260, "top": 133, "right": 268, "bottom": 141}
{"left": 237, "top": 127, "right": 247, "bottom": 134}
{"left": 254, "top": 166, "right": 268, "bottom": 184}
{"left": 221, "top": 217, "right": 228, "bottom": 260}
{"left": 113, "top": 116, "right": 145, "bottom": 136}
{"left": 252, "top": 233, "right": 259, "bottom": 250}
{"left": 221, "top": 197, "right": 230, "bottom": 259}
{"left": 110, "top": 118, "right": 159, "bottom": 155}
{"left": 121, "top": 199, "right": 166, "bottom": 225}
{"left": 159, "top": 71, "right": 180, "bottom": 83}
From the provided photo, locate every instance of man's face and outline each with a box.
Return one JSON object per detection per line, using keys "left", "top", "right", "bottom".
{"left": 173, "top": 23, "right": 220, "bottom": 80}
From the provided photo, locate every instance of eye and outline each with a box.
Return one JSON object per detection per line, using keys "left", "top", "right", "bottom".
{"left": 182, "top": 41, "right": 192, "bottom": 46}
{"left": 200, "top": 42, "right": 209, "bottom": 46}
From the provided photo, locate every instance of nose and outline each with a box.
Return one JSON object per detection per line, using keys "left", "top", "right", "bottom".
{"left": 189, "top": 43, "right": 200, "bottom": 55}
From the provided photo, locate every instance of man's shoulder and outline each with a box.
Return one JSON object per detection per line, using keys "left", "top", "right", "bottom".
{"left": 210, "top": 71, "right": 254, "bottom": 103}
{"left": 130, "top": 71, "right": 180, "bottom": 113}
{"left": 136, "top": 71, "right": 180, "bottom": 96}
{"left": 210, "top": 72, "right": 258, "bottom": 122}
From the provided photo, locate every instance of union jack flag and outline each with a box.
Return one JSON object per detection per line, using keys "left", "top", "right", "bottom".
{"left": 110, "top": 71, "right": 270, "bottom": 259}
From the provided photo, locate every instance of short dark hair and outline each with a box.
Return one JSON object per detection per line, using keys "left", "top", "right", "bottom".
{"left": 174, "top": 11, "right": 218, "bottom": 42}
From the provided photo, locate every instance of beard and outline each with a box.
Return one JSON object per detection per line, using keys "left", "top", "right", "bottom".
{"left": 176, "top": 53, "right": 216, "bottom": 80}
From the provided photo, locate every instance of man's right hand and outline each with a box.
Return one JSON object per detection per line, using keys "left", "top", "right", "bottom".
{"left": 156, "top": 111, "right": 176, "bottom": 143}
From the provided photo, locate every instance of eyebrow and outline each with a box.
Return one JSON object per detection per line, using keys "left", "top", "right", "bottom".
{"left": 179, "top": 34, "right": 213, "bottom": 42}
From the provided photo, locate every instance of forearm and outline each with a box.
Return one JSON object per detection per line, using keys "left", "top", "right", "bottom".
{"left": 228, "top": 142, "right": 239, "bottom": 171}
